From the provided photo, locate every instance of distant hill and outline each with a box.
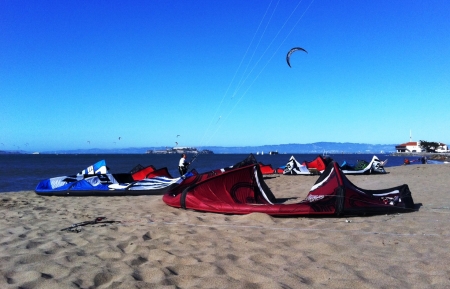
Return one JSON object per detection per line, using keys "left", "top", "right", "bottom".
{"left": 203, "top": 142, "right": 395, "bottom": 154}
{"left": 25, "top": 142, "right": 397, "bottom": 154}
{"left": 0, "top": 150, "right": 26, "bottom": 154}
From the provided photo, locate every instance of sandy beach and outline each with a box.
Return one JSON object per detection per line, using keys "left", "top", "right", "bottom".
{"left": 1, "top": 164, "right": 450, "bottom": 288}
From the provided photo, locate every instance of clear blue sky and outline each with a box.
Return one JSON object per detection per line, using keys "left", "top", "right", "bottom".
{"left": 1, "top": 0, "right": 449, "bottom": 152}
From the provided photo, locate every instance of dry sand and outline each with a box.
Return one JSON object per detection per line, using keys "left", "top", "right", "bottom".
{"left": 1, "top": 164, "right": 450, "bottom": 288}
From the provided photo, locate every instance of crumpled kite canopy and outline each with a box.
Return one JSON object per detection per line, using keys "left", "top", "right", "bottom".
{"left": 286, "top": 47, "right": 307, "bottom": 68}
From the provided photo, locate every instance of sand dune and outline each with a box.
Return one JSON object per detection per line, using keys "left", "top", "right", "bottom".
{"left": 1, "top": 164, "right": 450, "bottom": 288}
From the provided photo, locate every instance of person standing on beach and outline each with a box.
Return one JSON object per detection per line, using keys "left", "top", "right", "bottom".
{"left": 178, "top": 154, "right": 190, "bottom": 176}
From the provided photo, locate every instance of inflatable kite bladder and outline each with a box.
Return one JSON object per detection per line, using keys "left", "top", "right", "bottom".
{"left": 35, "top": 160, "right": 183, "bottom": 196}
{"left": 283, "top": 155, "right": 331, "bottom": 175}
{"left": 339, "top": 155, "right": 388, "bottom": 174}
{"left": 163, "top": 161, "right": 415, "bottom": 217}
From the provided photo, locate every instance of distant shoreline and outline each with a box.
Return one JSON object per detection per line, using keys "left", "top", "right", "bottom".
{"left": 391, "top": 152, "right": 450, "bottom": 161}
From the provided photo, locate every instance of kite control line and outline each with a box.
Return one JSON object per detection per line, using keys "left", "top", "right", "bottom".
{"left": 189, "top": 153, "right": 200, "bottom": 166}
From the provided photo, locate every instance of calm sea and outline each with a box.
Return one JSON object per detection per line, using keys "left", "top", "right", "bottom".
{"left": 0, "top": 153, "right": 408, "bottom": 193}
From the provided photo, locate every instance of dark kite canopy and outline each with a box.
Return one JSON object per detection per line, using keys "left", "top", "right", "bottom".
{"left": 286, "top": 47, "right": 307, "bottom": 68}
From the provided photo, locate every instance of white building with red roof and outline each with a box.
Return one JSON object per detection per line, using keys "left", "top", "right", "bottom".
{"left": 395, "top": 141, "right": 423, "bottom": 153}
{"left": 395, "top": 141, "right": 448, "bottom": 153}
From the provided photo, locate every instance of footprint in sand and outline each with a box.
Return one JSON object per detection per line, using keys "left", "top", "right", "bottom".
{"left": 117, "top": 241, "right": 137, "bottom": 253}
{"left": 130, "top": 256, "right": 148, "bottom": 266}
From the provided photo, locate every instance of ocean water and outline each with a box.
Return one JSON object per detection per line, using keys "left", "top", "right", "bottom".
{"left": 0, "top": 153, "right": 408, "bottom": 193}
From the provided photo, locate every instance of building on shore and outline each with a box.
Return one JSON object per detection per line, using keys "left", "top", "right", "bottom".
{"left": 395, "top": 141, "right": 448, "bottom": 153}
{"left": 145, "top": 147, "right": 213, "bottom": 154}
{"left": 396, "top": 131, "right": 423, "bottom": 153}
{"left": 395, "top": 142, "right": 423, "bottom": 153}
{"left": 435, "top": 143, "right": 449, "bottom": 153}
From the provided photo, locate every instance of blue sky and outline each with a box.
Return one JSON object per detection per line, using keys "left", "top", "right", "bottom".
{"left": 1, "top": 0, "right": 449, "bottom": 152}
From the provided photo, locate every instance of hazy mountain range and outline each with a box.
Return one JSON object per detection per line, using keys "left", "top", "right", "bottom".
{"left": 1, "top": 142, "right": 396, "bottom": 154}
